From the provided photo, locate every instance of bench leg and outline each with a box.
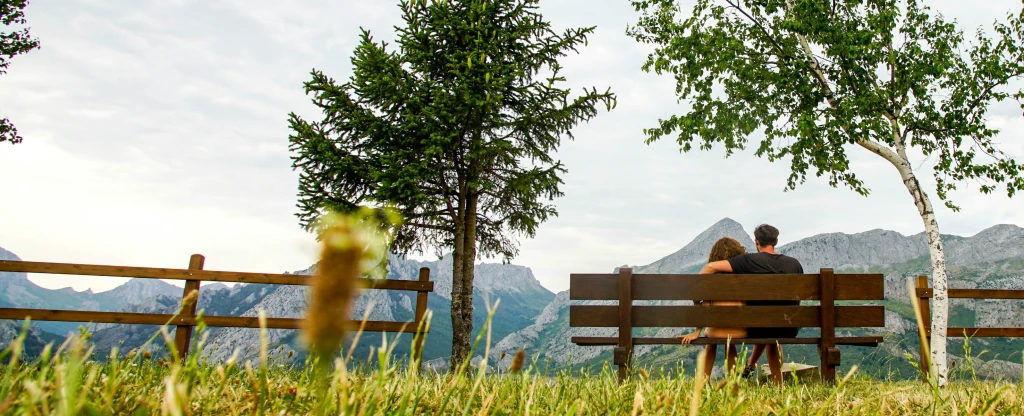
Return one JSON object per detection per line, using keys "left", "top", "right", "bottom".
{"left": 614, "top": 347, "right": 630, "bottom": 383}
{"left": 819, "top": 346, "right": 840, "bottom": 383}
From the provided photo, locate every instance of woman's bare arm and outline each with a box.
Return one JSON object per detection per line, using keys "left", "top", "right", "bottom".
{"left": 678, "top": 299, "right": 712, "bottom": 344}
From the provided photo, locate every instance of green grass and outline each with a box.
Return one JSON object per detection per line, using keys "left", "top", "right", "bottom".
{"left": 2, "top": 309, "right": 1024, "bottom": 415}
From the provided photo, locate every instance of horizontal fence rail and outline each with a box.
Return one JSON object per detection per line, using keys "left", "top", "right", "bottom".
{"left": 0, "top": 255, "right": 434, "bottom": 361}
{"left": 0, "top": 260, "right": 433, "bottom": 291}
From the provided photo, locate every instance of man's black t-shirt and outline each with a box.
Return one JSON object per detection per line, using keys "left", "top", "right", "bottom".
{"left": 726, "top": 252, "right": 804, "bottom": 338}
{"left": 727, "top": 252, "right": 803, "bottom": 275}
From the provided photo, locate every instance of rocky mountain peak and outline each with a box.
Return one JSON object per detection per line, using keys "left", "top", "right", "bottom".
{"left": 776, "top": 228, "right": 926, "bottom": 273}
{"left": 633, "top": 218, "right": 755, "bottom": 274}
{"left": 96, "top": 278, "right": 182, "bottom": 306}
{"left": 0, "top": 246, "right": 21, "bottom": 262}
{"left": 0, "top": 245, "right": 30, "bottom": 289}
{"left": 201, "top": 282, "right": 229, "bottom": 293}
{"left": 399, "top": 252, "right": 549, "bottom": 300}
{"left": 945, "top": 223, "right": 1024, "bottom": 265}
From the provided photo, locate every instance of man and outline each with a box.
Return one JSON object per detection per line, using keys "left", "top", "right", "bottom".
{"left": 699, "top": 224, "right": 803, "bottom": 385}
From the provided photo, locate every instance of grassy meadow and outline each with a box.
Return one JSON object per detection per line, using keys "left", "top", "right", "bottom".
{"left": 2, "top": 312, "right": 1024, "bottom": 416}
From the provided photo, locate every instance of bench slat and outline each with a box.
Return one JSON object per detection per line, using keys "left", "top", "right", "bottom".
{"left": 568, "top": 305, "right": 884, "bottom": 328}
{"left": 945, "top": 328, "right": 1024, "bottom": 337}
{"left": 570, "top": 336, "right": 882, "bottom": 347}
{"left": 570, "top": 273, "right": 882, "bottom": 301}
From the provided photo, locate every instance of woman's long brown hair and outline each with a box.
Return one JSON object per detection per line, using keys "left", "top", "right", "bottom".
{"left": 708, "top": 237, "right": 746, "bottom": 263}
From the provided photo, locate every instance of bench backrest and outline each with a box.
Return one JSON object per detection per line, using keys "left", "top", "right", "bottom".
{"left": 568, "top": 267, "right": 885, "bottom": 382}
{"left": 569, "top": 268, "right": 885, "bottom": 330}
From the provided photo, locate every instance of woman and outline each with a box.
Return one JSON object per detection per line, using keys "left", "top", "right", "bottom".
{"left": 676, "top": 237, "right": 747, "bottom": 379}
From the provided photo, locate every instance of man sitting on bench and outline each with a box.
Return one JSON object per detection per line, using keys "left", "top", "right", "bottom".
{"left": 699, "top": 224, "right": 804, "bottom": 384}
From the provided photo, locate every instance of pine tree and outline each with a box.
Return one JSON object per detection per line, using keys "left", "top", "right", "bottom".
{"left": 288, "top": 0, "right": 615, "bottom": 367}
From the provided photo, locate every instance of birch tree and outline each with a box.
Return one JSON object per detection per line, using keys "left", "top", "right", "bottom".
{"left": 288, "top": 0, "right": 615, "bottom": 367}
{"left": 627, "top": 0, "right": 1024, "bottom": 384}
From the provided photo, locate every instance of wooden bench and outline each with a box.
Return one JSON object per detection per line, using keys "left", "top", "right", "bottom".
{"left": 569, "top": 268, "right": 885, "bottom": 383}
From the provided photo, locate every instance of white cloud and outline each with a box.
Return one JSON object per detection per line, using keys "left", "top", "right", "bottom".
{"left": 0, "top": 0, "right": 1021, "bottom": 294}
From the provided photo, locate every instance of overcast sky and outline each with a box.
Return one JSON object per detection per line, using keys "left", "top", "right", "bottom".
{"left": 1, "top": 0, "right": 1022, "bottom": 294}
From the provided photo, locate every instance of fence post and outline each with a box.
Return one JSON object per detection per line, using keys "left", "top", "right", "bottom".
{"left": 174, "top": 254, "right": 204, "bottom": 362}
{"left": 615, "top": 267, "right": 634, "bottom": 383}
{"left": 412, "top": 267, "right": 430, "bottom": 365}
{"left": 916, "top": 275, "right": 931, "bottom": 380}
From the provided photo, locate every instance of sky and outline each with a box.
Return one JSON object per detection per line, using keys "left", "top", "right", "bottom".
{"left": 1, "top": 0, "right": 1022, "bottom": 294}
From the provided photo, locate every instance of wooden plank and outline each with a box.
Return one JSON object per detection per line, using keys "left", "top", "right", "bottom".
{"left": 617, "top": 268, "right": 633, "bottom": 382}
{"left": 0, "top": 308, "right": 427, "bottom": 333}
{"left": 569, "top": 305, "right": 885, "bottom": 328}
{"left": 0, "top": 260, "right": 432, "bottom": 291}
{"left": 946, "top": 328, "right": 1024, "bottom": 337}
{"left": 570, "top": 273, "right": 882, "bottom": 301}
{"left": 173, "top": 254, "right": 204, "bottom": 361}
{"left": 917, "top": 288, "right": 1024, "bottom": 300}
{"left": 819, "top": 268, "right": 837, "bottom": 382}
{"left": 571, "top": 336, "right": 883, "bottom": 346}
{"left": 412, "top": 267, "right": 430, "bottom": 363}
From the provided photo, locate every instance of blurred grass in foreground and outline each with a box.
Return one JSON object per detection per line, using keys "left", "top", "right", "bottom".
{"left": 2, "top": 306, "right": 1024, "bottom": 416}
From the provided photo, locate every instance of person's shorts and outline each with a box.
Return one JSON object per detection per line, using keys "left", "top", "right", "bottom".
{"left": 745, "top": 327, "right": 800, "bottom": 339}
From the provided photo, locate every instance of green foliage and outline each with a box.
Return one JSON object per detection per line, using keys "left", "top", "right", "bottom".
{"left": 287, "top": 0, "right": 615, "bottom": 260}
{"left": 1, "top": 0, "right": 40, "bottom": 146}
{"left": 627, "top": 0, "right": 1024, "bottom": 209}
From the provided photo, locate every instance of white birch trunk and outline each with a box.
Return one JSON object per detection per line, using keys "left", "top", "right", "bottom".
{"left": 874, "top": 145, "right": 951, "bottom": 385}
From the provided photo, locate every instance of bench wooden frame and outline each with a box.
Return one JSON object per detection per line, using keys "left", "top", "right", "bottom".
{"left": 569, "top": 268, "right": 885, "bottom": 383}
{"left": 0, "top": 255, "right": 433, "bottom": 361}
{"left": 914, "top": 275, "right": 1024, "bottom": 379}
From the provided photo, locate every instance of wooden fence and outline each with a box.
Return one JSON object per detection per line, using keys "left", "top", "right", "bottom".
{"left": 0, "top": 254, "right": 434, "bottom": 361}
{"left": 914, "top": 275, "right": 1024, "bottom": 378}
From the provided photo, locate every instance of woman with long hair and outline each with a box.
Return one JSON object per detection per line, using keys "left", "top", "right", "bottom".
{"left": 676, "top": 237, "right": 747, "bottom": 379}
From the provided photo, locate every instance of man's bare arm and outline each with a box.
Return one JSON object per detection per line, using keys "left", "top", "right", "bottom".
{"left": 699, "top": 260, "right": 732, "bottom": 274}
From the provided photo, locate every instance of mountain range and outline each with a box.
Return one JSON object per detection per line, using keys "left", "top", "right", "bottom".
{"left": 2, "top": 218, "right": 1023, "bottom": 380}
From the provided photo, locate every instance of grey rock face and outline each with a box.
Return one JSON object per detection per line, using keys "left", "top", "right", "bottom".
{"left": 975, "top": 359, "right": 1023, "bottom": 381}
{"left": 778, "top": 229, "right": 927, "bottom": 273}
{"left": 973, "top": 299, "right": 1024, "bottom": 329}
{"left": 419, "top": 253, "right": 547, "bottom": 300}
{"left": 490, "top": 290, "right": 617, "bottom": 369}
{"left": 98, "top": 279, "right": 182, "bottom": 307}
{"left": 884, "top": 310, "right": 916, "bottom": 335}
{"left": 945, "top": 225, "right": 1024, "bottom": 266}
{"left": 779, "top": 223, "right": 1024, "bottom": 273}
{"left": 0, "top": 245, "right": 36, "bottom": 304}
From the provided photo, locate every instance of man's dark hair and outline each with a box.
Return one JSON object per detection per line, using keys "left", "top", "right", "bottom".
{"left": 753, "top": 224, "right": 779, "bottom": 247}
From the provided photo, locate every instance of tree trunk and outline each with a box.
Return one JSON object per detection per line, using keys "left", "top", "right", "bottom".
{"left": 890, "top": 158, "right": 951, "bottom": 385}
{"left": 449, "top": 203, "right": 470, "bottom": 369}
{"left": 458, "top": 195, "right": 479, "bottom": 366}
{"left": 449, "top": 194, "right": 479, "bottom": 370}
